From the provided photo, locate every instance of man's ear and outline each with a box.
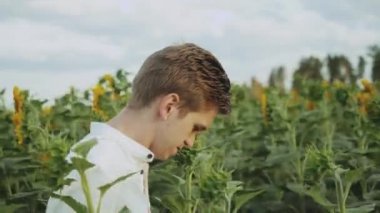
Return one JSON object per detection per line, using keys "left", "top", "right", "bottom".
{"left": 158, "top": 93, "right": 180, "bottom": 120}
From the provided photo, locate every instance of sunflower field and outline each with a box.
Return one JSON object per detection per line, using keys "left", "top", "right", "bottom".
{"left": 0, "top": 70, "right": 380, "bottom": 213}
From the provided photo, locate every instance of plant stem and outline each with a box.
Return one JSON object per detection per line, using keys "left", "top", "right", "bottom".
{"left": 5, "top": 177, "right": 12, "bottom": 196}
{"left": 359, "top": 135, "right": 367, "bottom": 153}
{"left": 289, "top": 125, "right": 303, "bottom": 183}
{"left": 96, "top": 194, "right": 103, "bottom": 213}
{"left": 185, "top": 169, "right": 194, "bottom": 213}
{"left": 322, "top": 101, "right": 334, "bottom": 153}
{"left": 192, "top": 199, "right": 199, "bottom": 213}
{"left": 335, "top": 173, "right": 346, "bottom": 213}
{"left": 80, "top": 171, "right": 95, "bottom": 213}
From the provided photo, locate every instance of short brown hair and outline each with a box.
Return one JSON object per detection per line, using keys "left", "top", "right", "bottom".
{"left": 129, "top": 43, "right": 231, "bottom": 114}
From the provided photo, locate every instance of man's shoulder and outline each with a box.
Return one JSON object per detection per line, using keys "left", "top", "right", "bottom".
{"left": 67, "top": 134, "right": 135, "bottom": 168}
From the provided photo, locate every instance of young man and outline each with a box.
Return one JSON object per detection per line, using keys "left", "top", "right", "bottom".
{"left": 46, "top": 43, "right": 231, "bottom": 212}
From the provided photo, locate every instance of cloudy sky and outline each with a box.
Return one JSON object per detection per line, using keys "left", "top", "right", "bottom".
{"left": 1, "top": 0, "right": 379, "bottom": 105}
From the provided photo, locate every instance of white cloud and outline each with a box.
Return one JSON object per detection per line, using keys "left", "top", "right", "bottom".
{"left": 0, "top": 19, "right": 124, "bottom": 62}
{"left": 0, "top": 0, "right": 379, "bottom": 105}
{"left": 28, "top": 0, "right": 124, "bottom": 17}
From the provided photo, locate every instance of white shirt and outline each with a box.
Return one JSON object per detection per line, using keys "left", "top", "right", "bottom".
{"left": 46, "top": 122, "right": 154, "bottom": 213}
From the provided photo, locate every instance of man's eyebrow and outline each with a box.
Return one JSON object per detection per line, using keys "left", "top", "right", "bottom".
{"left": 194, "top": 124, "right": 207, "bottom": 131}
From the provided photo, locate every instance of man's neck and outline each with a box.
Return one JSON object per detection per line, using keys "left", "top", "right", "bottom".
{"left": 106, "top": 107, "right": 155, "bottom": 149}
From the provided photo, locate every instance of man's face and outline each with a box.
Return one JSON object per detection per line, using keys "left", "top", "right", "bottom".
{"left": 152, "top": 107, "right": 218, "bottom": 160}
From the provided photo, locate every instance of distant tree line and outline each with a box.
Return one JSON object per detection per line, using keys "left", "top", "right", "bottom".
{"left": 266, "top": 45, "right": 380, "bottom": 90}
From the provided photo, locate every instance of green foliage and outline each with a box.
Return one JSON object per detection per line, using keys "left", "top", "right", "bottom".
{"left": 369, "top": 45, "right": 380, "bottom": 82}
{"left": 0, "top": 70, "right": 380, "bottom": 213}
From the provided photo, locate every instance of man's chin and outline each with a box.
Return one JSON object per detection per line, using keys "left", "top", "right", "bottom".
{"left": 153, "top": 148, "right": 178, "bottom": 161}
{"left": 155, "top": 154, "right": 171, "bottom": 161}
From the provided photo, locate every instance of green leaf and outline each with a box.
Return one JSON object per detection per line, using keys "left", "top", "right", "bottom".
{"left": 367, "top": 174, "right": 380, "bottom": 184}
{"left": 98, "top": 172, "right": 138, "bottom": 196}
{"left": 286, "top": 183, "right": 306, "bottom": 195}
{"left": 225, "top": 181, "right": 243, "bottom": 200}
{"left": 346, "top": 203, "right": 376, "bottom": 213}
{"left": 232, "top": 188, "right": 265, "bottom": 213}
{"left": 72, "top": 139, "right": 98, "bottom": 158}
{"left": 344, "top": 169, "right": 362, "bottom": 184}
{"left": 71, "top": 157, "right": 95, "bottom": 173}
{"left": 305, "top": 186, "right": 335, "bottom": 209}
{"left": 1, "top": 156, "right": 33, "bottom": 170}
{"left": 118, "top": 206, "right": 131, "bottom": 213}
{"left": 159, "top": 195, "right": 186, "bottom": 213}
{"left": 363, "top": 190, "right": 380, "bottom": 200}
{"left": 151, "top": 170, "right": 186, "bottom": 185}
{"left": 96, "top": 172, "right": 138, "bottom": 213}
{"left": 0, "top": 202, "right": 25, "bottom": 213}
{"left": 9, "top": 190, "right": 43, "bottom": 200}
{"left": 61, "top": 178, "right": 76, "bottom": 187}
{"left": 287, "top": 183, "right": 334, "bottom": 209}
{"left": 51, "top": 193, "right": 87, "bottom": 213}
{"left": 265, "top": 151, "right": 296, "bottom": 166}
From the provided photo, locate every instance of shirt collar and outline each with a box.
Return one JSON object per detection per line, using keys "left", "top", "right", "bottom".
{"left": 90, "top": 122, "right": 154, "bottom": 163}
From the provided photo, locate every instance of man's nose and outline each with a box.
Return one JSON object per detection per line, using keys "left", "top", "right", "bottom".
{"left": 184, "top": 136, "right": 196, "bottom": 148}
